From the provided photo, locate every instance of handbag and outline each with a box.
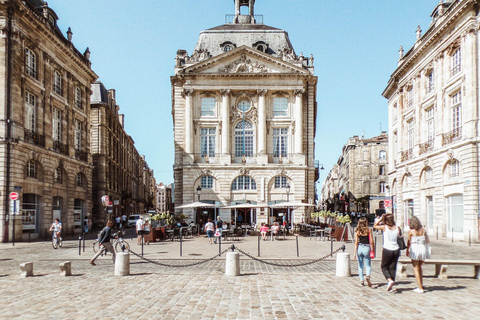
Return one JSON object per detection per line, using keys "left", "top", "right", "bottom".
{"left": 368, "top": 231, "right": 375, "bottom": 259}
{"left": 397, "top": 229, "right": 407, "bottom": 250}
{"left": 370, "top": 250, "right": 375, "bottom": 259}
{"left": 214, "top": 230, "right": 220, "bottom": 237}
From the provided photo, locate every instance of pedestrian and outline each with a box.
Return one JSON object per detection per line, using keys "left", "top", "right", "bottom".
{"left": 204, "top": 218, "right": 214, "bottom": 244}
{"left": 144, "top": 218, "right": 151, "bottom": 245}
{"left": 407, "top": 216, "right": 429, "bottom": 293}
{"left": 214, "top": 216, "right": 223, "bottom": 244}
{"left": 90, "top": 220, "right": 115, "bottom": 265}
{"left": 122, "top": 213, "right": 127, "bottom": 227}
{"left": 136, "top": 216, "right": 144, "bottom": 245}
{"left": 83, "top": 216, "right": 91, "bottom": 234}
{"left": 373, "top": 213, "right": 401, "bottom": 292}
{"left": 353, "top": 217, "right": 374, "bottom": 287}
{"left": 115, "top": 215, "right": 121, "bottom": 228}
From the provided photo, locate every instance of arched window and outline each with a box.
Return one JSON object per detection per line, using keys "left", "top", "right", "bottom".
{"left": 274, "top": 176, "right": 288, "bottom": 188}
{"left": 76, "top": 173, "right": 83, "bottom": 187}
{"left": 450, "top": 159, "right": 460, "bottom": 177}
{"left": 231, "top": 175, "right": 256, "bottom": 191}
{"left": 27, "top": 160, "right": 36, "bottom": 178}
{"left": 201, "top": 176, "right": 213, "bottom": 189}
{"left": 26, "top": 48, "right": 36, "bottom": 78}
{"left": 54, "top": 167, "right": 62, "bottom": 183}
{"left": 235, "top": 120, "right": 254, "bottom": 157}
{"left": 425, "top": 167, "right": 433, "bottom": 182}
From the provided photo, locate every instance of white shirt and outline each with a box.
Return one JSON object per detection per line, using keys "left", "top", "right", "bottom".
{"left": 383, "top": 226, "right": 400, "bottom": 251}
{"left": 51, "top": 222, "right": 62, "bottom": 232}
{"left": 136, "top": 219, "right": 144, "bottom": 231}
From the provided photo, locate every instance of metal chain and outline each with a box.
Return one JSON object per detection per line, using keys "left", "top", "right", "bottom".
{"left": 127, "top": 247, "right": 231, "bottom": 268}
{"left": 234, "top": 245, "right": 345, "bottom": 267}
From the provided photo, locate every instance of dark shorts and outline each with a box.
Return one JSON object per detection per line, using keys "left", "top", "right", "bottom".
{"left": 207, "top": 230, "right": 214, "bottom": 238}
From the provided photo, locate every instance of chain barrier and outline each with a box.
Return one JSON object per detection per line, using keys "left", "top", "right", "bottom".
{"left": 127, "top": 247, "right": 231, "bottom": 268}
{"left": 234, "top": 244, "right": 346, "bottom": 267}
{"left": 127, "top": 244, "right": 345, "bottom": 269}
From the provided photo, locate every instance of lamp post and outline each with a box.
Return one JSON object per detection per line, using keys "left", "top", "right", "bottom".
{"left": 196, "top": 186, "right": 202, "bottom": 226}
{"left": 286, "top": 183, "right": 290, "bottom": 230}
{"left": 196, "top": 186, "right": 202, "bottom": 202}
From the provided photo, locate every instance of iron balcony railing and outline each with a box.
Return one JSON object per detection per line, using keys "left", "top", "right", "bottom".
{"left": 75, "top": 148, "right": 88, "bottom": 162}
{"left": 53, "top": 140, "right": 69, "bottom": 156}
{"left": 24, "top": 129, "right": 45, "bottom": 147}
{"left": 442, "top": 127, "right": 462, "bottom": 146}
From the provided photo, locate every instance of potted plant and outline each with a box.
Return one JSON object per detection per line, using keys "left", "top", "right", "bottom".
{"left": 334, "top": 214, "right": 352, "bottom": 241}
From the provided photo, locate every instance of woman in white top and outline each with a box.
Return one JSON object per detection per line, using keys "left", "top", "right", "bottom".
{"left": 373, "top": 214, "right": 401, "bottom": 292}
{"left": 204, "top": 219, "right": 215, "bottom": 245}
{"left": 406, "top": 216, "right": 429, "bottom": 293}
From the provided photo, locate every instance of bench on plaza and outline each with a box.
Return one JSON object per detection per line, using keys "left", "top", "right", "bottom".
{"left": 59, "top": 261, "right": 72, "bottom": 276}
{"left": 397, "top": 259, "right": 480, "bottom": 279}
{"left": 20, "top": 262, "right": 34, "bottom": 277}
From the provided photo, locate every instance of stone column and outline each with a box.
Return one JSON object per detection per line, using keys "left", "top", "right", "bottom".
{"left": 183, "top": 89, "right": 194, "bottom": 154}
{"left": 294, "top": 90, "right": 304, "bottom": 154}
{"left": 257, "top": 89, "right": 267, "bottom": 155}
{"left": 220, "top": 89, "right": 231, "bottom": 154}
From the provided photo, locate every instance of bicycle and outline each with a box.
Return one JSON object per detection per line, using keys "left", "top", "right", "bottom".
{"left": 52, "top": 231, "right": 63, "bottom": 249}
{"left": 92, "top": 231, "right": 130, "bottom": 253}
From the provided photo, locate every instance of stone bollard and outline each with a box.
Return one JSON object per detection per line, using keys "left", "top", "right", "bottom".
{"left": 225, "top": 252, "right": 240, "bottom": 276}
{"left": 114, "top": 252, "right": 130, "bottom": 276}
{"left": 397, "top": 263, "right": 408, "bottom": 279}
{"left": 59, "top": 261, "right": 72, "bottom": 276}
{"left": 335, "top": 252, "right": 351, "bottom": 277}
{"left": 20, "top": 262, "right": 34, "bottom": 277}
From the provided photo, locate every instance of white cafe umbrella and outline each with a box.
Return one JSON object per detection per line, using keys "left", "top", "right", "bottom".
{"left": 176, "top": 201, "right": 218, "bottom": 209}
{"left": 270, "top": 201, "right": 316, "bottom": 208}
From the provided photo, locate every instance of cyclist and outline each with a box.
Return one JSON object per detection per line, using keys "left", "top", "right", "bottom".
{"left": 49, "top": 218, "right": 62, "bottom": 240}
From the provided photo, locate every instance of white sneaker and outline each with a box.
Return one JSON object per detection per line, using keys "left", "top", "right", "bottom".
{"left": 413, "top": 288, "right": 425, "bottom": 293}
{"left": 387, "top": 280, "right": 394, "bottom": 292}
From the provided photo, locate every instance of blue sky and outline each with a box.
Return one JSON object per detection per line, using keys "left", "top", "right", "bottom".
{"left": 48, "top": 0, "right": 439, "bottom": 189}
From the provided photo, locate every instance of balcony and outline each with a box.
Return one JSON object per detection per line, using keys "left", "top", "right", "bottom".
{"left": 400, "top": 149, "right": 413, "bottom": 162}
{"left": 75, "top": 149, "right": 88, "bottom": 162}
{"left": 24, "top": 129, "right": 45, "bottom": 147}
{"left": 53, "top": 140, "right": 69, "bottom": 156}
{"left": 418, "top": 139, "right": 434, "bottom": 155}
{"left": 193, "top": 153, "right": 219, "bottom": 164}
{"left": 442, "top": 127, "right": 462, "bottom": 146}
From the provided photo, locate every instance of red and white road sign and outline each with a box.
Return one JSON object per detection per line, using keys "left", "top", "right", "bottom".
{"left": 385, "top": 200, "right": 392, "bottom": 207}
{"left": 10, "top": 192, "right": 18, "bottom": 201}
{"left": 101, "top": 195, "right": 109, "bottom": 206}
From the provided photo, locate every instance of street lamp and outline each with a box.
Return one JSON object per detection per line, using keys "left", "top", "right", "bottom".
{"left": 286, "top": 183, "right": 290, "bottom": 231}
{"left": 196, "top": 186, "right": 202, "bottom": 202}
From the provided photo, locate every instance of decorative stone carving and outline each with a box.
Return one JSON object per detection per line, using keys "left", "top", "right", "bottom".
{"left": 447, "top": 149, "right": 454, "bottom": 160}
{"left": 187, "top": 49, "right": 212, "bottom": 63}
{"left": 278, "top": 47, "right": 296, "bottom": 61}
{"left": 239, "top": 167, "right": 249, "bottom": 175}
{"left": 218, "top": 53, "right": 269, "bottom": 73}
{"left": 294, "top": 89, "right": 305, "bottom": 97}
{"left": 181, "top": 89, "right": 194, "bottom": 98}
{"left": 257, "top": 89, "right": 267, "bottom": 96}
{"left": 201, "top": 169, "right": 212, "bottom": 176}
{"left": 220, "top": 89, "right": 231, "bottom": 96}
{"left": 276, "top": 168, "right": 288, "bottom": 176}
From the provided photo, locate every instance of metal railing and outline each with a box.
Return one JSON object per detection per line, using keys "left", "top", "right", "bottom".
{"left": 24, "top": 129, "right": 45, "bottom": 147}
{"left": 53, "top": 140, "right": 69, "bottom": 156}
{"left": 75, "top": 148, "right": 88, "bottom": 162}
{"left": 442, "top": 127, "right": 462, "bottom": 146}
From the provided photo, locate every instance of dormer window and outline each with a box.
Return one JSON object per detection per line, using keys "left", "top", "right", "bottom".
{"left": 220, "top": 41, "right": 236, "bottom": 52}
{"left": 48, "top": 15, "right": 55, "bottom": 27}
{"left": 253, "top": 41, "right": 268, "bottom": 53}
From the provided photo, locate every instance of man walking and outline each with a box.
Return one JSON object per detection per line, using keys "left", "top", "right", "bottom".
{"left": 90, "top": 220, "right": 115, "bottom": 265}
{"left": 136, "top": 216, "right": 144, "bottom": 245}
{"left": 214, "top": 216, "right": 223, "bottom": 244}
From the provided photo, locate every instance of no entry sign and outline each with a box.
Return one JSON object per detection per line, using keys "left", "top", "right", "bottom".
{"left": 10, "top": 192, "right": 18, "bottom": 201}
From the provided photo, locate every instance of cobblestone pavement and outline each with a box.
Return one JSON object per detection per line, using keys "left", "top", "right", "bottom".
{"left": 0, "top": 231, "right": 479, "bottom": 319}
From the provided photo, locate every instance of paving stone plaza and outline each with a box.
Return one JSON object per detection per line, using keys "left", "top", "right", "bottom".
{"left": 0, "top": 232, "right": 479, "bottom": 319}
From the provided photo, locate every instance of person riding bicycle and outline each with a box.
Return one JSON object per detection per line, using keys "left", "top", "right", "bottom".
{"left": 49, "top": 218, "right": 62, "bottom": 239}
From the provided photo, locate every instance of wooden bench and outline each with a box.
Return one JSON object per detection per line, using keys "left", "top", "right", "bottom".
{"left": 397, "top": 259, "right": 480, "bottom": 279}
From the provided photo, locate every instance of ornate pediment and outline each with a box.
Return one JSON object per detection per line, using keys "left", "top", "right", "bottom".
{"left": 181, "top": 46, "right": 309, "bottom": 76}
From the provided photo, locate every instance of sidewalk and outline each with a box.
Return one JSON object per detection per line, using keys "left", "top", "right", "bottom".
{"left": 0, "top": 233, "right": 479, "bottom": 319}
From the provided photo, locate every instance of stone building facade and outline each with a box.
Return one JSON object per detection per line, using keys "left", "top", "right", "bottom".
{"left": 172, "top": 0, "right": 319, "bottom": 225}
{"left": 0, "top": 0, "right": 97, "bottom": 242}
{"left": 383, "top": 0, "right": 479, "bottom": 241}
{"left": 156, "top": 183, "right": 173, "bottom": 214}
{"left": 321, "top": 133, "right": 389, "bottom": 214}
{"left": 90, "top": 82, "right": 155, "bottom": 225}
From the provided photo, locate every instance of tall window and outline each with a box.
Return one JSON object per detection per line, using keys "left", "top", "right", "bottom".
{"left": 25, "top": 91, "right": 36, "bottom": 131}
{"left": 231, "top": 175, "right": 256, "bottom": 191}
{"left": 446, "top": 194, "right": 463, "bottom": 233}
{"left": 450, "top": 159, "right": 460, "bottom": 177}
{"left": 427, "top": 70, "right": 434, "bottom": 93}
{"left": 54, "top": 167, "right": 62, "bottom": 183}
{"left": 76, "top": 173, "right": 82, "bottom": 187}
{"left": 426, "top": 107, "right": 435, "bottom": 144}
{"left": 425, "top": 168, "right": 433, "bottom": 182}
{"left": 451, "top": 47, "right": 461, "bottom": 76}
{"left": 407, "top": 87, "right": 414, "bottom": 108}
{"left": 22, "top": 194, "right": 39, "bottom": 231}
{"left": 27, "top": 160, "right": 36, "bottom": 178}
{"left": 406, "top": 174, "right": 413, "bottom": 187}
{"left": 273, "top": 128, "right": 288, "bottom": 157}
{"left": 393, "top": 103, "right": 398, "bottom": 122}
{"left": 74, "top": 119, "right": 82, "bottom": 150}
{"left": 53, "top": 70, "right": 62, "bottom": 95}
{"left": 379, "top": 150, "right": 386, "bottom": 160}
{"left": 235, "top": 121, "right": 254, "bottom": 157}
{"left": 75, "top": 87, "right": 82, "bottom": 109}
{"left": 405, "top": 199, "right": 414, "bottom": 228}
{"left": 52, "top": 108, "right": 62, "bottom": 142}
{"left": 26, "top": 48, "right": 36, "bottom": 78}
{"left": 200, "top": 97, "right": 215, "bottom": 116}
{"left": 379, "top": 182, "right": 386, "bottom": 193}
{"left": 201, "top": 176, "right": 213, "bottom": 189}
{"left": 379, "top": 165, "right": 385, "bottom": 175}
{"left": 407, "top": 119, "right": 414, "bottom": 152}
{"left": 451, "top": 91, "right": 461, "bottom": 136}
{"left": 273, "top": 97, "right": 288, "bottom": 116}
{"left": 200, "top": 128, "right": 216, "bottom": 157}
{"left": 274, "top": 176, "right": 288, "bottom": 188}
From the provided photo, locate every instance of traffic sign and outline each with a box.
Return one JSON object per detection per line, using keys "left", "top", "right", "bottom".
{"left": 10, "top": 192, "right": 18, "bottom": 201}
{"left": 101, "top": 195, "right": 109, "bottom": 206}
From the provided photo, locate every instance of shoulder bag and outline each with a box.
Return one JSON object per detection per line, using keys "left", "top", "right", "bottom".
{"left": 397, "top": 227, "right": 407, "bottom": 250}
